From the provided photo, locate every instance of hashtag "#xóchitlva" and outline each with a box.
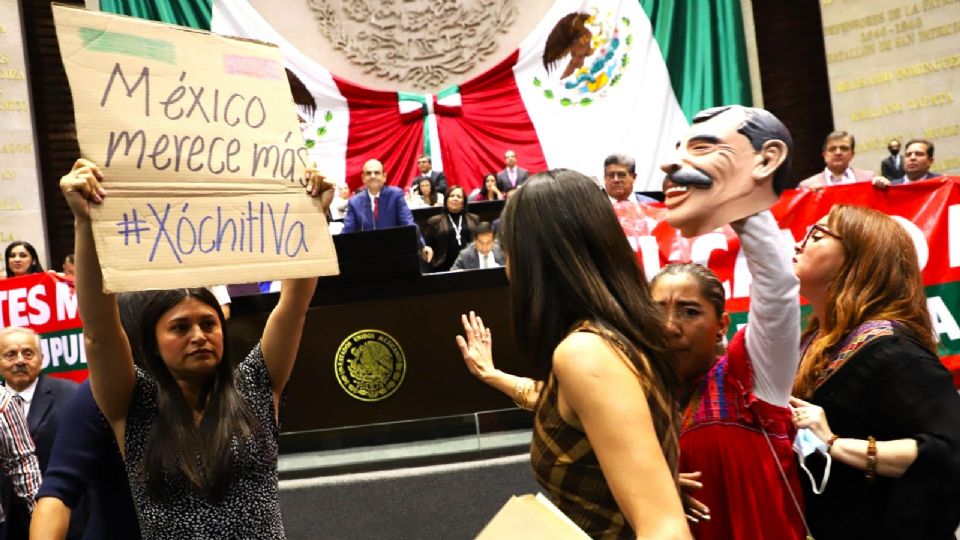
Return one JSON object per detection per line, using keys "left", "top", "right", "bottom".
{"left": 114, "top": 200, "right": 309, "bottom": 263}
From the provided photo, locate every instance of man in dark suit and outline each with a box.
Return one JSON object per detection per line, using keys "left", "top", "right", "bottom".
{"left": 889, "top": 138, "right": 941, "bottom": 185}
{"left": 342, "top": 159, "right": 434, "bottom": 262}
{"left": 0, "top": 327, "right": 80, "bottom": 539}
{"left": 495, "top": 150, "right": 529, "bottom": 194}
{"left": 603, "top": 154, "right": 658, "bottom": 204}
{"left": 875, "top": 138, "right": 942, "bottom": 187}
{"left": 880, "top": 139, "right": 904, "bottom": 180}
{"left": 410, "top": 154, "right": 447, "bottom": 196}
{"left": 450, "top": 222, "right": 505, "bottom": 271}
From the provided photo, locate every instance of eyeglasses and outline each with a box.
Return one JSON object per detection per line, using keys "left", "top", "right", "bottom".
{"left": 799, "top": 224, "right": 841, "bottom": 250}
{"left": 1, "top": 348, "right": 36, "bottom": 361}
{"left": 604, "top": 171, "right": 632, "bottom": 180}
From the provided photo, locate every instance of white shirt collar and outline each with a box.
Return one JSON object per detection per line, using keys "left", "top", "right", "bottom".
{"left": 823, "top": 166, "right": 856, "bottom": 185}
{"left": 11, "top": 377, "right": 38, "bottom": 417}
{"left": 12, "top": 378, "right": 37, "bottom": 405}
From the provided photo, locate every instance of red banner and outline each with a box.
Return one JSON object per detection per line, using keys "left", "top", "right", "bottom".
{"left": 615, "top": 177, "right": 960, "bottom": 384}
{"left": 0, "top": 272, "right": 87, "bottom": 383}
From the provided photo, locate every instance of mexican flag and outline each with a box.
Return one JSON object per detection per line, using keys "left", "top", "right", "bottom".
{"left": 101, "top": 0, "right": 752, "bottom": 193}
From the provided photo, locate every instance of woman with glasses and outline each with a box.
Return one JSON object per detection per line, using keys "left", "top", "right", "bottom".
{"left": 790, "top": 204, "right": 960, "bottom": 539}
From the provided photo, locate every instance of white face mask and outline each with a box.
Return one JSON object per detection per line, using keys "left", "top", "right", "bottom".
{"left": 793, "top": 428, "right": 832, "bottom": 495}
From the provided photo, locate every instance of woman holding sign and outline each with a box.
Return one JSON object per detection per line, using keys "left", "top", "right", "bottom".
{"left": 790, "top": 204, "right": 960, "bottom": 539}
{"left": 59, "top": 158, "right": 331, "bottom": 539}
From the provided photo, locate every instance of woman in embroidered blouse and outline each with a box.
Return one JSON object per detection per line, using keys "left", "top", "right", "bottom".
{"left": 790, "top": 204, "right": 960, "bottom": 539}
{"left": 648, "top": 209, "right": 805, "bottom": 540}
{"left": 59, "top": 158, "right": 331, "bottom": 539}
{"left": 456, "top": 170, "right": 689, "bottom": 539}
{"left": 423, "top": 186, "right": 479, "bottom": 272}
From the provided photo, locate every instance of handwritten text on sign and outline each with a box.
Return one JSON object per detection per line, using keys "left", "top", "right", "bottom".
{"left": 52, "top": 6, "right": 338, "bottom": 292}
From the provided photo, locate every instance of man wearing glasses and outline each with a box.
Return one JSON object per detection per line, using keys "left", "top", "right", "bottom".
{"left": 0, "top": 327, "right": 77, "bottom": 539}
{"left": 603, "top": 154, "right": 658, "bottom": 204}
{"left": 410, "top": 154, "right": 447, "bottom": 196}
{"left": 798, "top": 131, "right": 876, "bottom": 190}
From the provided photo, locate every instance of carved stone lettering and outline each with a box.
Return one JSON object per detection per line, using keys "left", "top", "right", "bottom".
{"left": 308, "top": 0, "right": 518, "bottom": 88}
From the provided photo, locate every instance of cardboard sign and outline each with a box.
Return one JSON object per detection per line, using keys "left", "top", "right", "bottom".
{"left": 475, "top": 494, "right": 591, "bottom": 540}
{"left": 52, "top": 5, "right": 338, "bottom": 292}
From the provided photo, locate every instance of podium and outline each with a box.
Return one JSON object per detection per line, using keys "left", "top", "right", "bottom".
{"left": 227, "top": 225, "right": 531, "bottom": 451}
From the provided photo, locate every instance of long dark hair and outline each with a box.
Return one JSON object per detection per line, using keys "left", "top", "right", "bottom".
{"left": 500, "top": 169, "right": 681, "bottom": 476}
{"left": 5, "top": 241, "right": 43, "bottom": 277}
{"left": 478, "top": 174, "right": 501, "bottom": 200}
{"left": 794, "top": 205, "right": 936, "bottom": 397}
{"left": 138, "top": 288, "right": 256, "bottom": 502}
{"left": 419, "top": 178, "right": 438, "bottom": 206}
{"left": 435, "top": 185, "right": 473, "bottom": 239}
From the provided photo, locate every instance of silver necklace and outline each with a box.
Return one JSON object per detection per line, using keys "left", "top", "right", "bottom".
{"left": 448, "top": 214, "right": 464, "bottom": 245}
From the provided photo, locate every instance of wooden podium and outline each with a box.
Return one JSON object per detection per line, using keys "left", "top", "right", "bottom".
{"left": 227, "top": 225, "right": 531, "bottom": 451}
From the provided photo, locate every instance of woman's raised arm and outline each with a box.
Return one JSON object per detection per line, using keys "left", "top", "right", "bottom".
{"left": 60, "top": 159, "right": 136, "bottom": 438}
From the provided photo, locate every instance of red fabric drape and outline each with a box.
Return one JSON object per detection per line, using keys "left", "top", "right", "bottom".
{"left": 333, "top": 77, "right": 425, "bottom": 193}
{"left": 334, "top": 50, "right": 548, "bottom": 194}
{"left": 437, "top": 50, "right": 549, "bottom": 192}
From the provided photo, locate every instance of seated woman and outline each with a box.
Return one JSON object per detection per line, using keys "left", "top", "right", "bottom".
{"left": 456, "top": 170, "right": 689, "bottom": 539}
{"left": 459, "top": 210, "right": 805, "bottom": 539}
{"left": 407, "top": 177, "right": 443, "bottom": 209}
{"left": 790, "top": 204, "right": 960, "bottom": 539}
{"left": 58, "top": 158, "right": 330, "bottom": 539}
{"left": 5, "top": 240, "right": 44, "bottom": 278}
{"left": 423, "top": 186, "right": 478, "bottom": 272}
{"left": 469, "top": 173, "right": 503, "bottom": 202}
{"left": 650, "top": 210, "right": 804, "bottom": 540}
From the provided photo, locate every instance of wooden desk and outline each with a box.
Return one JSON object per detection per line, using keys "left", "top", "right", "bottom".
{"left": 228, "top": 266, "right": 531, "bottom": 449}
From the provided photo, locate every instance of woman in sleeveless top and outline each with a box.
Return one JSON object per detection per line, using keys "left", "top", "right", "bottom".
{"left": 790, "top": 204, "right": 960, "bottom": 539}
{"left": 456, "top": 170, "right": 690, "bottom": 539}
{"left": 59, "top": 158, "right": 330, "bottom": 539}
{"left": 649, "top": 210, "right": 805, "bottom": 540}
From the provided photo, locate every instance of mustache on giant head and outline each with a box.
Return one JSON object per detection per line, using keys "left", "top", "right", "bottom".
{"left": 666, "top": 168, "right": 714, "bottom": 189}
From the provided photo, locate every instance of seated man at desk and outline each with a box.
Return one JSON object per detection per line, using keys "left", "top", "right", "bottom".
{"left": 343, "top": 159, "right": 434, "bottom": 262}
{"left": 450, "top": 222, "right": 504, "bottom": 271}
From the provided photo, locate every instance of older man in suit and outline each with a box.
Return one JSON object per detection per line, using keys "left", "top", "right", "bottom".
{"left": 450, "top": 222, "right": 505, "bottom": 271}
{"left": 798, "top": 131, "right": 875, "bottom": 190}
{"left": 343, "top": 159, "right": 433, "bottom": 262}
{"left": 410, "top": 154, "right": 447, "bottom": 196}
{"left": 0, "top": 327, "right": 79, "bottom": 539}
{"left": 495, "top": 150, "right": 529, "bottom": 194}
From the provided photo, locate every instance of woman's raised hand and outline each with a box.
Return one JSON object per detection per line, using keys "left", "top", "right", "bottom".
{"left": 455, "top": 311, "right": 497, "bottom": 382}
{"left": 60, "top": 159, "right": 105, "bottom": 220}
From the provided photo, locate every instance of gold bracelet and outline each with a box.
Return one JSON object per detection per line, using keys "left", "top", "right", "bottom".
{"left": 865, "top": 436, "right": 878, "bottom": 482}
{"left": 513, "top": 378, "right": 535, "bottom": 411}
{"left": 827, "top": 434, "right": 839, "bottom": 455}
